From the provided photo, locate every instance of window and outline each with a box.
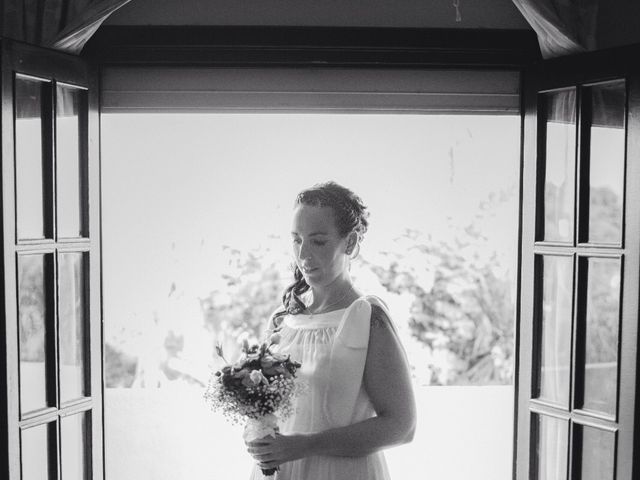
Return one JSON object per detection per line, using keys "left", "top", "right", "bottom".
{"left": 100, "top": 65, "right": 521, "bottom": 479}
{"left": 3, "top": 37, "right": 640, "bottom": 480}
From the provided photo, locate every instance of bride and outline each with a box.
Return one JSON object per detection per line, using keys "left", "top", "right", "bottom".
{"left": 246, "top": 181, "right": 416, "bottom": 479}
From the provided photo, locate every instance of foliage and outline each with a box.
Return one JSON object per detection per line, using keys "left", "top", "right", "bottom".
{"left": 585, "top": 259, "right": 620, "bottom": 363}
{"left": 363, "top": 219, "right": 515, "bottom": 385}
{"left": 104, "top": 343, "right": 138, "bottom": 387}
{"left": 105, "top": 187, "right": 530, "bottom": 387}
{"left": 18, "top": 259, "right": 46, "bottom": 362}
{"left": 199, "top": 245, "right": 289, "bottom": 363}
{"left": 589, "top": 185, "right": 623, "bottom": 242}
{"left": 193, "top": 192, "right": 517, "bottom": 386}
{"left": 104, "top": 183, "right": 625, "bottom": 389}
{"left": 186, "top": 188, "right": 520, "bottom": 386}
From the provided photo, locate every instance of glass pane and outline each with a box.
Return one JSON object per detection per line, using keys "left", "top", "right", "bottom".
{"left": 57, "top": 85, "right": 87, "bottom": 238}
{"left": 581, "top": 258, "right": 621, "bottom": 416}
{"left": 542, "top": 89, "right": 577, "bottom": 243}
{"left": 537, "top": 255, "right": 573, "bottom": 407}
{"left": 18, "top": 254, "right": 52, "bottom": 413}
{"left": 587, "top": 81, "right": 625, "bottom": 244}
{"left": 15, "top": 75, "right": 49, "bottom": 240}
{"left": 578, "top": 425, "right": 615, "bottom": 480}
{"left": 59, "top": 252, "right": 88, "bottom": 402}
{"left": 21, "top": 422, "right": 53, "bottom": 480}
{"left": 535, "top": 415, "right": 568, "bottom": 480}
{"left": 61, "top": 412, "right": 90, "bottom": 480}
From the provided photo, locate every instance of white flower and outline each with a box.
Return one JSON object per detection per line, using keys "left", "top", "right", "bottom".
{"left": 249, "top": 370, "right": 264, "bottom": 385}
{"left": 269, "top": 333, "right": 281, "bottom": 345}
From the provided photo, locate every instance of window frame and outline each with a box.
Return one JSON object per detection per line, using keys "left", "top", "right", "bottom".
{"left": 4, "top": 28, "right": 539, "bottom": 480}
{"left": 91, "top": 25, "right": 536, "bottom": 480}
{"left": 4, "top": 26, "right": 639, "bottom": 480}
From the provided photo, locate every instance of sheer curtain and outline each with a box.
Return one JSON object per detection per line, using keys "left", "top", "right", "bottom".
{"left": 1, "top": 0, "right": 131, "bottom": 54}
{"left": 511, "top": 0, "right": 599, "bottom": 58}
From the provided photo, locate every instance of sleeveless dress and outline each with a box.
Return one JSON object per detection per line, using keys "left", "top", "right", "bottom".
{"left": 248, "top": 296, "right": 392, "bottom": 480}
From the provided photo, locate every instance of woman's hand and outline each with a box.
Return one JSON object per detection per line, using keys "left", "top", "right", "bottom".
{"left": 246, "top": 433, "right": 312, "bottom": 470}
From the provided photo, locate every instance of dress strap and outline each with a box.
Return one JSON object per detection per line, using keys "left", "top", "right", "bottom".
{"left": 332, "top": 296, "right": 371, "bottom": 347}
{"left": 323, "top": 297, "right": 372, "bottom": 427}
{"left": 363, "top": 294, "right": 390, "bottom": 313}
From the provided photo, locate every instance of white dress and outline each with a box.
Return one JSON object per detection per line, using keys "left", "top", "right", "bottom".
{"left": 248, "top": 296, "right": 392, "bottom": 480}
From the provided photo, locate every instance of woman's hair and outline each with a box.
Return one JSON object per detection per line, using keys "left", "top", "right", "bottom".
{"left": 275, "top": 181, "right": 369, "bottom": 320}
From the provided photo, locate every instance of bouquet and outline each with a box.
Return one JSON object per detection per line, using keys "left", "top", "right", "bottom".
{"left": 204, "top": 333, "right": 303, "bottom": 478}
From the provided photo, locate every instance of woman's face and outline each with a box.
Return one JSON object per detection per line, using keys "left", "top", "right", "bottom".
{"left": 291, "top": 204, "right": 351, "bottom": 288}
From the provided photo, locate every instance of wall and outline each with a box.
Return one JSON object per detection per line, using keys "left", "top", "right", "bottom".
{"left": 105, "top": 385, "right": 515, "bottom": 480}
{"left": 596, "top": 0, "right": 640, "bottom": 50}
{"left": 105, "top": 0, "right": 531, "bottom": 29}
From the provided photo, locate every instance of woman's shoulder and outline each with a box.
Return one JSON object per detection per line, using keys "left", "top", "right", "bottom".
{"left": 355, "top": 294, "right": 389, "bottom": 313}
{"left": 370, "top": 303, "right": 392, "bottom": 329}
{"left": 358, "top": 295, "right": 393, "bottom": 329}
{"left": 339, "top": 294, "right": 393, "bottom": 329}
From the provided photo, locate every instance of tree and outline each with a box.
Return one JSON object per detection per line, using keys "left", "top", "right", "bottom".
{"left": 199, "top": 245, "right": 289, "bottom": 365}
{"left": 363, "top": 191, "right": 517, "bottom": 385}
{"left": 104, "top": 343, "right": 137, "bottom": 387}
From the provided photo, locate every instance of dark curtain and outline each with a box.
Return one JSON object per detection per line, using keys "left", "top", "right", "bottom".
{"left": 511, "top": 0, "right": 599, "bottom": 58}
{"left": 2, "top": 0, "right": 131, "bottom": 54}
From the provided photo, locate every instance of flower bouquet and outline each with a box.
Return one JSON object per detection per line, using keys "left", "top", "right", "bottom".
{"left": 204, "top": 333, "right": 303, "bottom": 478}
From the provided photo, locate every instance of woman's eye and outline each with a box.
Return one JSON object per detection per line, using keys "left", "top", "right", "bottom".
{"left": 291, "top": 238, "right": 325, "bottom": 246}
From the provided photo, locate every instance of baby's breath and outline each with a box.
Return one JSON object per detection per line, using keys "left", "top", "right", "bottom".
{"left": 203, "top": 339, "right": 305, "bottom": 425}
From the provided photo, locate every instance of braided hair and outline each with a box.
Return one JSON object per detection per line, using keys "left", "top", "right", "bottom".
{"left": 274, "top": 181, "right": 369, "bottom": 322}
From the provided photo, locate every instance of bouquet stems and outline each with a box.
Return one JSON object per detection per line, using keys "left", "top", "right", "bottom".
{"left": 243, "top": 414, "right": 280, "bottom": 478}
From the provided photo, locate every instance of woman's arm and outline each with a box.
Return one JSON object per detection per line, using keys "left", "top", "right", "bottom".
{"left": 308, "top": 304, "right": 416, "bottom": 455}
{"left": 247, "top": 304, "right": 417, "bottom": 468}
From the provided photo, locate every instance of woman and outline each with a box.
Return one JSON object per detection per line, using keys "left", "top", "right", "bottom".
{"left": 246, "top": 181, "right": 416, "bottom": 479}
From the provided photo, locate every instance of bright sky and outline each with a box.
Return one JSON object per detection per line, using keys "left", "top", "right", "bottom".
{"left": 101, "top": 113, "right": 520, "bottom": 348}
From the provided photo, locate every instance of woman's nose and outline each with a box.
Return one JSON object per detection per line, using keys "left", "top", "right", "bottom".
{"left": 298, "top": 240, "right": 312, "bottom": 260}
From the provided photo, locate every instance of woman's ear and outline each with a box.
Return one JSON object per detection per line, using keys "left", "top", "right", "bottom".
{"left": 345, "top": 231, "right": 358, "bottom": 255}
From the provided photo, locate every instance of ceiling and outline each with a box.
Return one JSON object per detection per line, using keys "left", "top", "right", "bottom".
{"left": 106, "top": 0, "right": 531, "bottom": 30}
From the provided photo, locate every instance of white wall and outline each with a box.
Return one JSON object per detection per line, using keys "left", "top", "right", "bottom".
{"left": 105, "top": 385, "right": 515, "bottom": 480}
{"left": 106, "top": 0, "right": 531, "bottom": 29}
